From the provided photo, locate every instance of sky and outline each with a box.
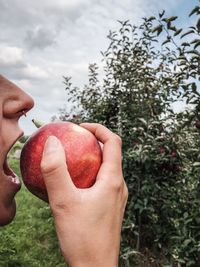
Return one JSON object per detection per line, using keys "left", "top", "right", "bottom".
{"left": 0, "top": 0, "right": 198, "bottom": 135}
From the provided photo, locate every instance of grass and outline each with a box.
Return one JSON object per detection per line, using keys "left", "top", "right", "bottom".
{"left": 0, "top": 157, "right": 66, "bottom": 267}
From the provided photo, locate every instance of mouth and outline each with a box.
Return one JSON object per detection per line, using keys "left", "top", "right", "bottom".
{"left": 2, "top": 132, "right": 24, "bottom": 188}
{"left": 3, "top": 159, "right": 20, "bottom": 185}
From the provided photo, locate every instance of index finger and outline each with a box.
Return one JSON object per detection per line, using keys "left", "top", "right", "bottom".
{"left": 80, "top": 123, "right": 122, "bottom": 172}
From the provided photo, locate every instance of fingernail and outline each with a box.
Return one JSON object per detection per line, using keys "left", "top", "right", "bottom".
{"left": 43, "top": 136, "right": 60, "bottom": 155}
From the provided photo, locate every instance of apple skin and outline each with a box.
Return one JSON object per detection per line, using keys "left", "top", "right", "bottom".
{"left": 171, "top": 150, "right": 177, "bottom": 157}
{"left": 159, "top": 147, "right": 166, "bottom": 154}
{"left": 20, "top": 122, "right": 102, "bottom": 202}
{"left": 195, "top": 120, "right": 200, "bottom": 129}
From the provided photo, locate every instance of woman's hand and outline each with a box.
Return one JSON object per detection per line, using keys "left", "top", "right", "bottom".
{"left": 40, "top": 123, "right": 128, "bottom": 267}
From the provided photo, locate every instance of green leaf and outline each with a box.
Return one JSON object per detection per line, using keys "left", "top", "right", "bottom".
{"left": 159, "top": 10, "right": 165, "bottom": 18}
{"left": 194, "top": 40, "right": 200, "bottom": 49}
{"left": 189, "top": 6, "right": 200, "bottom": 17}
{"left": 191, "top": 38, "right": 200, "bottom": 44}
{"left": 168, "top": 16, "right": 178, "bottom": 22}
{"left": 192, "top": 82, "right": 197, "bottom": 92}
{"left": 151, "top": 25, "right": 163, "bottom": 36}
{"left": 181, "top": 42, "right": 190, "bottom": 47}
{"left": 183, "top": 239, "right": 192, "bottom": 247}
{"left": 174, "top": 28, "right": 182, "bottom": 36}
{"left": 162, "top": 39, "right": 171, "bottom": 46}
{"left": 147, "top": 16, "right": 156, "bottom": 22}
{"left": 169, "top": 26, "right": 177, "bottom": 32}
{"left": 197, "top": 18, "right": 200, "bottom": 32}
{"left": 187, "top": 50, "right": 200, "bottom": 56}
{"left": 138, "top": 118, "right": 148, "bottom": 126}
{"left": 192, "top": 162, "right": 200, "bottom": 167}
{"left": 181, "top": 30, "right": 195, "bottom": 38}
{"left": 179, "top": 61, "right": 187, "bottom": 66}
{"left": 177, "top": 55, "right": 186, "bottom": 60}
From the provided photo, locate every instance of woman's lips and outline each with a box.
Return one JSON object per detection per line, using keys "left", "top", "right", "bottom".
{"left": 3, "top": 159, "right": 21, "bottom": 187}
{"left": 3, "top": 159, "right": 15, "bottom": 177}
{"left": 1, "top": 131, "right": 24, "bottom": 193}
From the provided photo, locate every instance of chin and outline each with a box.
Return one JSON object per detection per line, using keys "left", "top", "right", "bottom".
{"left": 0, "top": 200, "right": 17, "bottom": 226}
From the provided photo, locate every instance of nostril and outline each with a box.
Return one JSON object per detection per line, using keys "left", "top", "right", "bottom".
{"left": 18, "top": 94, "right": 34, "bottom": 115}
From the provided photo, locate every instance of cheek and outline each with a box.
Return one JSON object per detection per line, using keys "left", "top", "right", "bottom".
{"left": 0, "top": 111, "right": 3, "bottom": 158}
{"left": 0, "top": 181, "right": 17, "bottom": 226}
{"left": 0, "top": 200, "right": 16, "bottom": 226}
{"left": 1, "top": 119, "right": 18, "bottom": 151}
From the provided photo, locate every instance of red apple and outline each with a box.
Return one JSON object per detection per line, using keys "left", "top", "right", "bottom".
{"left": 195, "top": 120, "right": 200, "bottom": 129}
{"left": 159, "top": 147, "right": 166, "bottom": 154}
{"left": 171, "top": 150, "right": 177, "bottom": 157}
{"left": 20, "top": 122, "right": 102, "bottom": 202}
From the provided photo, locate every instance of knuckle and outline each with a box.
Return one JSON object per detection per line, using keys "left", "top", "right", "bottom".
{"left": 112, "top": 134, "right": 122, "bottom": 146}
{"left": 110, "top": 178, "right": 124, "bottom": 192}
{"left": 40, "top": 160, "right": 49, "bottom": 174}
{"left": 123, "top": 183, "right": 129, "bottom": 202}
{"left": 40, "top": 157, "right": 61, "bottom": 175}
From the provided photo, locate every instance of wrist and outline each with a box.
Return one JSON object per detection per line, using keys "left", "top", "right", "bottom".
{"left": 63, "top": 238, "right": 120, "bottom": 267}
{"left": 70, "top": 260, "right": 118, "bottom": 267}
{"left": 68, "top": 253, "right": 118, "bottom": 267}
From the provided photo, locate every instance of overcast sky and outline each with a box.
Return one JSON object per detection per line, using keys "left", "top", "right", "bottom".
{"left": 0, "top": 0, "right": 197, "bottom": 135}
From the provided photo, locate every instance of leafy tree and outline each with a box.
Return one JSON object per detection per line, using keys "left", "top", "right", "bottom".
{"left": 58, "top": 2, "right": 200, "bottom": 266}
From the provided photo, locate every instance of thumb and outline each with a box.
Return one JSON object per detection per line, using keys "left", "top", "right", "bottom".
{"left": 40, "top": 136, "right": 75, "bottom": 203}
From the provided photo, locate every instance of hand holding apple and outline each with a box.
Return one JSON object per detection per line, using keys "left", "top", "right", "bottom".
{"left": 37, "top": 123, "right": 128, "bottom": 266}
{"left": 20, "top": 122, "right": 102, "bottom": 201}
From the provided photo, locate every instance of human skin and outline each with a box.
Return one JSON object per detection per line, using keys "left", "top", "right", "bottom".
{"left": 0, "top": 74, "right": 128, "bottom": 266}
{"left": 0, "top": 74, "right": 34, "bottom": 226}
{"left": 41, "top": 124, "right": 128, "bottom": 267}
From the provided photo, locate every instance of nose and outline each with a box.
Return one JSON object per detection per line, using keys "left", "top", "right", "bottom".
{"left": 5, "top": 91, "right": 34, "bottom": 119}
{"left": 14, "top": 90, "right": 34, "bottom": 117}
{"left": 1, "top": 76, "right": 34, "bottom": 118}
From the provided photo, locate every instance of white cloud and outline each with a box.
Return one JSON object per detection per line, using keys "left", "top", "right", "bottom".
{"left": 0, "top": 44, "right": 49, "bottom": 80}
{"left": 21, "top": 64, "right": 49, "bottom": 80}
{"left": 44, "top": 0, "right": 91, "bottom": 10}
{"left": 0, "top": 45, "right": 23, "bottom": 66}
{"left": 25, "top": 26, "right": 57, "bottom": 49}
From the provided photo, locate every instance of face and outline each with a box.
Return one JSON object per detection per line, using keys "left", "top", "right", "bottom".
{"left": 0, "top": 75, "right": 34, "bottom": 226}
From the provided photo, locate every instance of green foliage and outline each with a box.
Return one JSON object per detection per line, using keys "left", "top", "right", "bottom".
{"left": 59, "top": 2, "right": 200, "bottom": 266}
{"left": 19, "top": 135, "right": 29, "bottom": 144}
{"left": 0, "top": 158, "right": 66, "bottom": 267}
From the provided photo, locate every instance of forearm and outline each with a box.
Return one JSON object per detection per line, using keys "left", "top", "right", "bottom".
{"left": 64, "top": 243, "right": 119, "bottom": 267}
{"left": 63, "top": 239, "right": 119, "bottom": 267}
{"left": 69, "top": 257, "right": 118, "bottom": 267}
